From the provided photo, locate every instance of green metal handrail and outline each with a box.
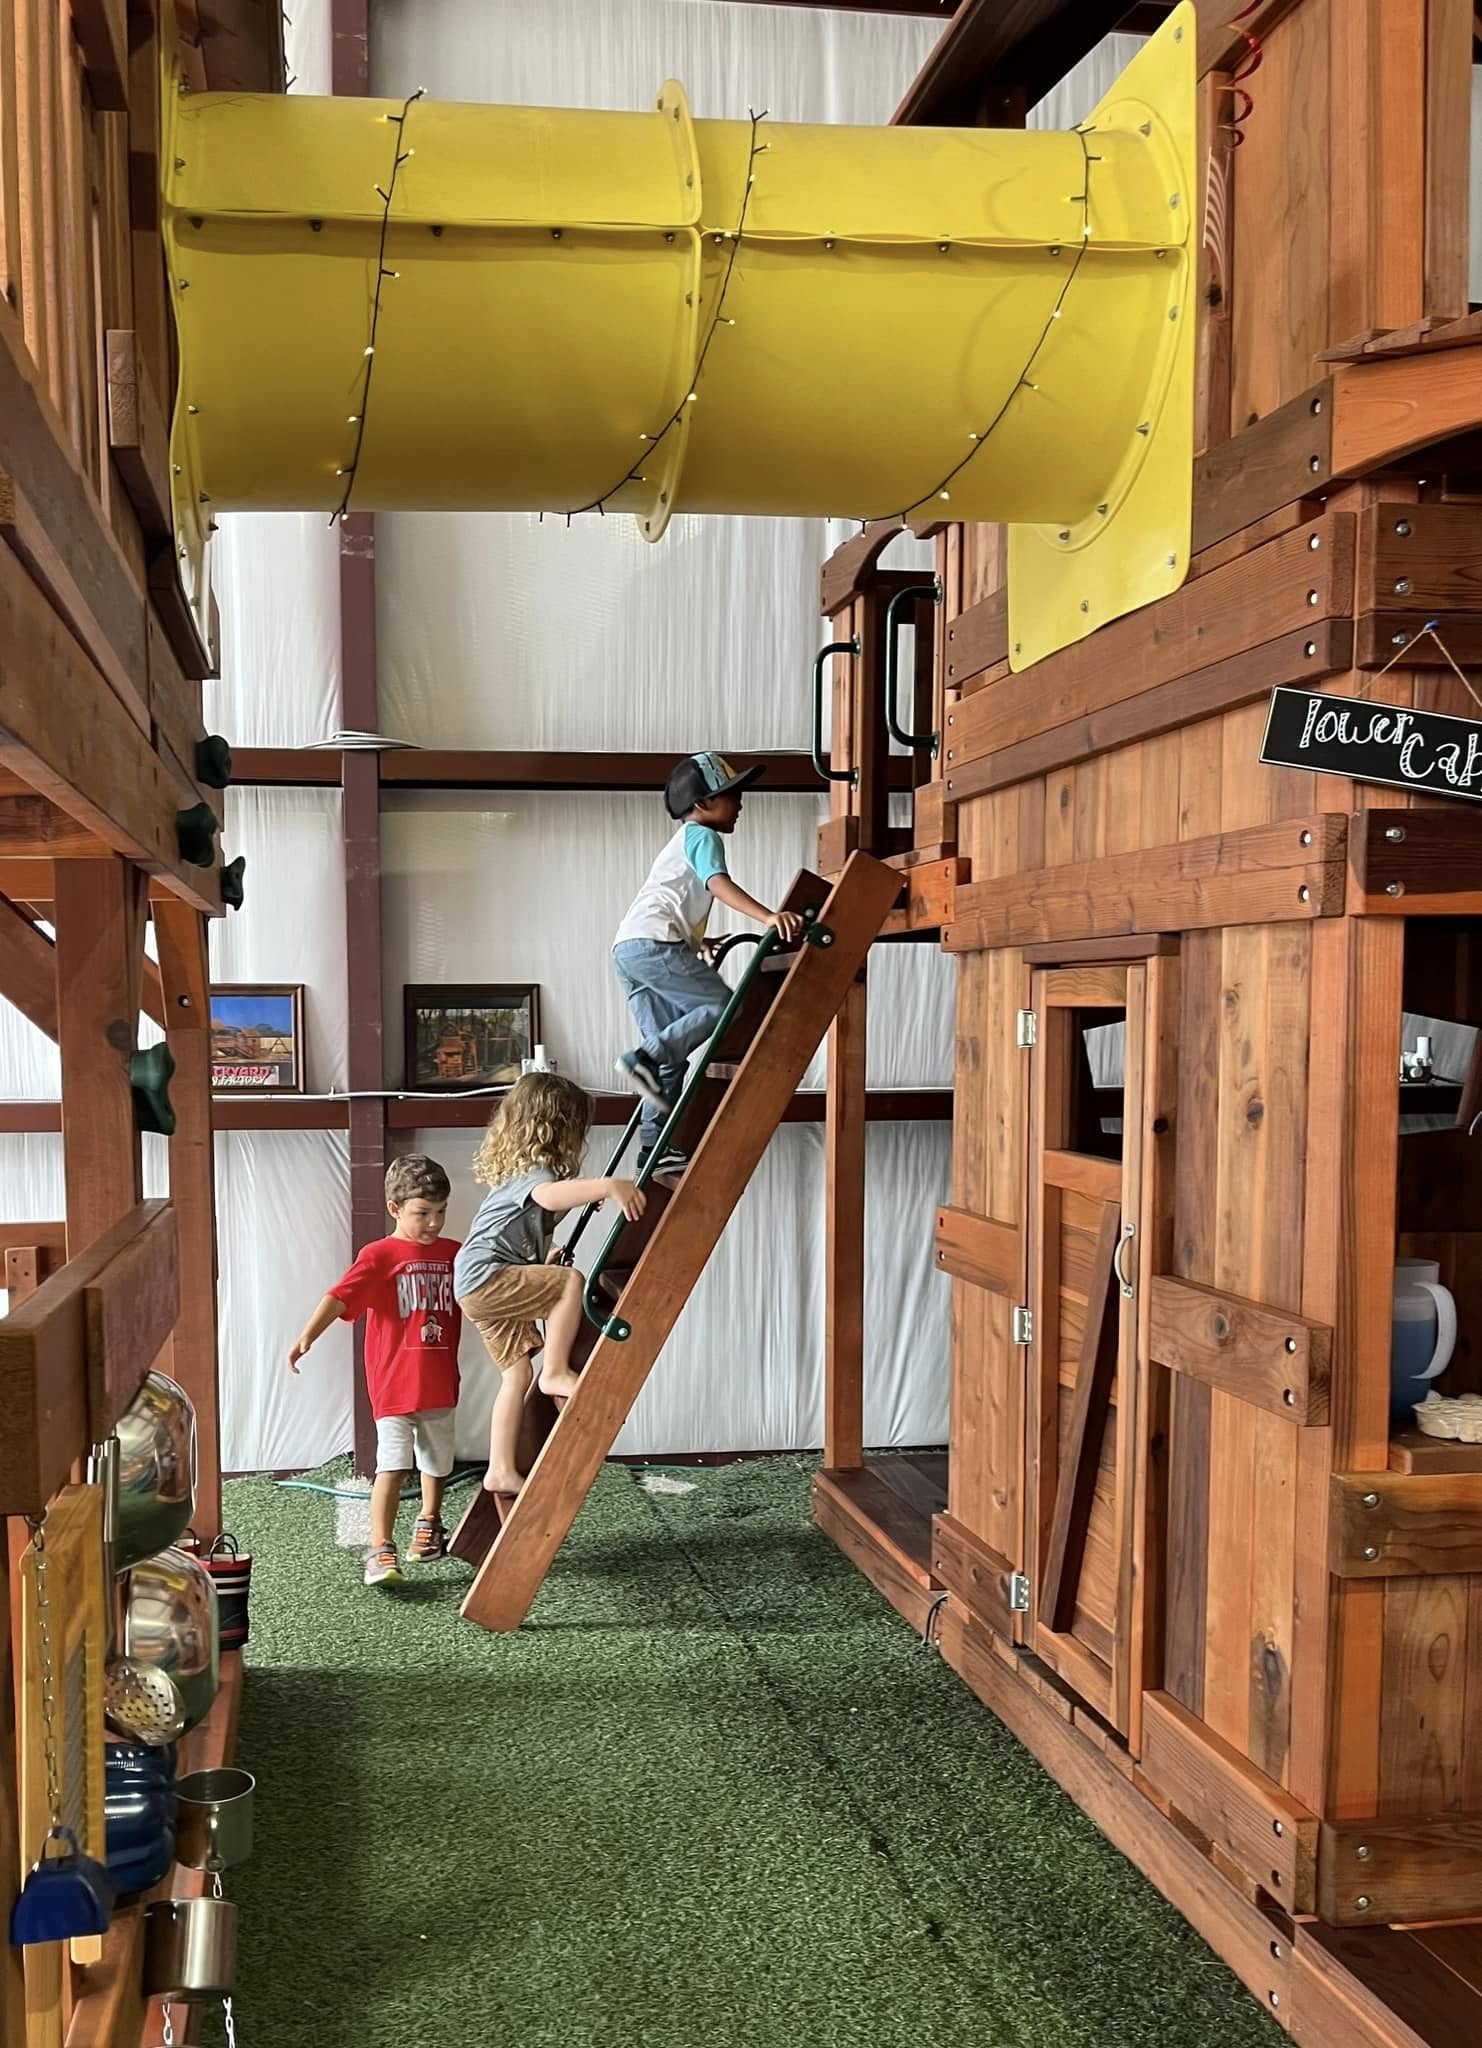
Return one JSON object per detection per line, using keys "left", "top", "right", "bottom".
{"left": 582, "top": 917, "right": 833, "bottom": 1339}
{"left": 884, "top": 578, "right": 942, "bottom": 753}
{"left": 812, "top": 636, "right": 860, "bottom": 785}
{"left": 556, "top": 1101, "right": 644, "bottom": 1269}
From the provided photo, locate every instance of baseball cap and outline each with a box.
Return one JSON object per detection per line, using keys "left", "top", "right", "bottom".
{"left": 664, "top": 751, "right": 765, "bottom": 819}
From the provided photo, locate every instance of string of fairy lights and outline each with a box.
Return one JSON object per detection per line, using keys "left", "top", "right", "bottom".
{"left": 561, "top": 107, "right": 771, "bottom": 524}
{"left": 330, "top": 85, "right": 424, "bottom": 526}
{"left": 861, "top": 124, "right": 1097, "bottom": 529}
{"left": 326, "top": 101, "right": 1139, "bottom": 535}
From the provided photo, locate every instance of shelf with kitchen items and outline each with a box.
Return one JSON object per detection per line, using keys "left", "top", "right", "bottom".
{"left": 1388, "top": 919, "right": 1482, "bottom": 1475}
{"left": 3, "top": 1301, "right": 252, "bottom": 2044}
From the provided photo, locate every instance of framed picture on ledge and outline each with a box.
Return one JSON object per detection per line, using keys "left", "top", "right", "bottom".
{"left": 209, "top": 985, "right": 305, "bottom": 1091}
{"left": 404, "top": 984, "right": 540, "bottom": 1092}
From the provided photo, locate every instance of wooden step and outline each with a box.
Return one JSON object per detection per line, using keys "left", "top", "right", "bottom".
{"left": 460, "top": 852, "right": 902, "bottom": 1633}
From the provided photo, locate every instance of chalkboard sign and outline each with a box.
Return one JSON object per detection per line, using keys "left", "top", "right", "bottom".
{"left": 1260, "top": 687, "right": 1482, "bottom": 804}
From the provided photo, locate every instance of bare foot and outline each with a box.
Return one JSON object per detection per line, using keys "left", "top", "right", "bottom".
{"left": 482, "top": 1467, "right": 524, "bottom": 1496}
{"left": 538, "top": 1367, "right": 581, "bottom": 1401}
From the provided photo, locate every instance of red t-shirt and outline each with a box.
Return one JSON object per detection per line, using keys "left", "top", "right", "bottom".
{"left": 329, "top": 1235, "right": 462, "bottom": 1420}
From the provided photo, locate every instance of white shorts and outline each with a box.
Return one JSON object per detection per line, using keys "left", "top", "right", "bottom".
{"left": 374, "top": 1408, "right": 456, "bottom": 1478}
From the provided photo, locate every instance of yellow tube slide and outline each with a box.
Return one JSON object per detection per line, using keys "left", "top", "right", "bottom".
{"left": 162, "top": 6, "right": 1194, "bottom": 668}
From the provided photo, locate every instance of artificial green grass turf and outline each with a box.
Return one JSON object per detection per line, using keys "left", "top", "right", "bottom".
{"left": 220, "top": 1456, "right": 1279, "bottom": 2048}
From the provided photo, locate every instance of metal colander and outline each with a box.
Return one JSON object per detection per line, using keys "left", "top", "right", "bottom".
{"left": 104, "top": 1658, "right": 185, "bottom": 1747}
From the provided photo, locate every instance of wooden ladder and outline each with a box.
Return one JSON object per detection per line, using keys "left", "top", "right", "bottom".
{"left": 454, "top": 850, "right": 901, "bottom": 1632}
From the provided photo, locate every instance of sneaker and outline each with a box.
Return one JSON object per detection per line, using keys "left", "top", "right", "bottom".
{"left": 650, "top": 1146, "right": 689, "bottom": 1177}
{"left": 616, "top": 1050, "right": 671, "bottom": 1111}
{"left": 363, "top": 1542, "right": 402, "bottom": 1587}
{"left": 406, "top": 1517, "right": 448, "bottom": 1564}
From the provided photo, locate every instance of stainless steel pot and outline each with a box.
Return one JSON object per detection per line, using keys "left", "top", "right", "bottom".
{"left": 115, "top": 1373, "right": 197, "bottom": 1571}
{"left": 142, "top": 1897, "right": 236, "bottom": 1997}
{"left": 122, "top": 1548, "right": 219, "bottom": 1736}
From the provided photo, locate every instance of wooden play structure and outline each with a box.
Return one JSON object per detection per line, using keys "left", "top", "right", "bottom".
{"left": 9, "top": 0, "right": 1482, "bottom": 2041}
{"left": 808, "top": 3, "right": 1482, "bottom": 2043}
{"left": 0, "top": 2, "right": 272, "bottom": 2043}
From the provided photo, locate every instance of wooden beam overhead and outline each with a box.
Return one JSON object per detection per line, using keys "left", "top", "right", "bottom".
{"left": 894, "top": 0, "right": 1155, "bottom": 128}
{"left": 229, "top": 748, "right": 925, "bottom": 794}
{"left": 700, "top": 0, "right": 956, "bottom": 11}
{"left": 0, "top": 893, "right": 57, "bottom": 1038}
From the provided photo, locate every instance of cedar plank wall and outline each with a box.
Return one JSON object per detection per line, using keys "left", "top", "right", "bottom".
{"left": 932, "top": 0, "right": 1482, "bottom": 1881}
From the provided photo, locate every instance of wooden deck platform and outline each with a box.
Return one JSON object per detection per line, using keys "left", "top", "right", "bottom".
{"left": 812, "top": 1454, "right": 948, "bottom": 1633}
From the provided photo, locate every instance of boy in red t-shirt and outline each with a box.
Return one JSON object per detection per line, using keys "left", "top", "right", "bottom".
{"left": 289, "top": 1155, "right": 463, "bottom": 1586}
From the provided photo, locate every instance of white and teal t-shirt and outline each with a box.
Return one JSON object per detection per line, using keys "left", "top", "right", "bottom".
{"left": 612, "top": 824, "right": 730, "bottom": 949}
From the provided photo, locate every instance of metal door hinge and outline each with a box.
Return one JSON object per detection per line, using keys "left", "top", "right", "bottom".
{"left": 1012, "top": 1305, "right": 1033, "bottom": 1346}
{"left": 1008, "top": 1571, "right": 1031, "bottom": 1613}
{"left": 1016, "top": 1008, "right": 1038, "bottom": 1049}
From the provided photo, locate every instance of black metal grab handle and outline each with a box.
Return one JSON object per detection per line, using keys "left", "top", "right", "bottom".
{"left": 885, "top": 578, "right": 942, "bottom": 753}
{"left": 812, "top": 636, "right": 860, "bottom": 785}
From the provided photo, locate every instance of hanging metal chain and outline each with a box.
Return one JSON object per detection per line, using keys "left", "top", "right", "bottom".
{"left": 24, "top": 1512, "right": 63, "bottom": 1832}
{"left": 209, "top": 1867, "right": 241, "bottom": 2048}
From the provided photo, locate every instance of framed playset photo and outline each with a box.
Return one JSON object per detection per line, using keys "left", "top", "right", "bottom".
{"left": 209, "top": 985, "right": 306, "bottom": 1092}
{"left": 404, "top": 984, "right": 541, "bottom": 1091}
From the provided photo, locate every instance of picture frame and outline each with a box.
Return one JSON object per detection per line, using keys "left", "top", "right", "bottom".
{"left": 404, "top": 984, "right": 541, "bottom": 1092}
{"left": 209, "top": 985, "right": 305, "bottom": 1092}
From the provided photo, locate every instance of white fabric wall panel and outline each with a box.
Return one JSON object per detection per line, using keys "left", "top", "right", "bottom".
{"left": 409, "top": 1116, "right": 949, "bottom": 1460}
{"left": 214, "top": 1131, "right": 354, "bottom": 1472}
{"left": 207, "top": 516, "right": 341, "bottom": 746}
{"left": 208, "top": 788, "right": 349, "bottom": 1093}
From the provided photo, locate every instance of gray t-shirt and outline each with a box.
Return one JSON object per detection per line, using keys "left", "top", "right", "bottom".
{"left": 453, "top": 1169, "right": 556, "bottom": 1297}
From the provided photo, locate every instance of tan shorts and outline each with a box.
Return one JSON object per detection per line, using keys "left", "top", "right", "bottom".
{"left": 458, "top": 1265, "right": 572, "bottom": 1371}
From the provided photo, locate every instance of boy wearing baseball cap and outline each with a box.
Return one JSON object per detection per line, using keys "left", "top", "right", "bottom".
{"left": 612, "top": 752, "right": 802, "bottom": 1171}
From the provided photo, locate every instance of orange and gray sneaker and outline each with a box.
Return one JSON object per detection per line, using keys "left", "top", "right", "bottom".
{"left": 363, "top": 1541, "right": 402, "bottom": 1587}
{"left": 406, "top": 1517, "right": 448, "bottom": 1564}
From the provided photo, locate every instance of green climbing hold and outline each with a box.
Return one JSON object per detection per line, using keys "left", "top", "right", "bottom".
{"left": 221, "top": 854, "right": 246, "bottom": 910}
{"left": 195, "top": 735, "right": 234, "bottom": 789}
{"left": 130, "top": 1045, "right": 176, "bottom": 1137}
{"left": 176, "top": 801, "right": 220, "bottom": 868}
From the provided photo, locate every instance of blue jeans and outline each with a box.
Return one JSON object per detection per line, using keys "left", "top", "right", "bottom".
{"left": 612, "top": 939, "right": 730, "bottom": 1149}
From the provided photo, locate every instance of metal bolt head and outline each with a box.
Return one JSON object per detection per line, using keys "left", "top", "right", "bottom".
{"left": 1385, "top": 880, "right": 1405, "bottom": 897}
{"left": 1283, "top": 1389, "right": 1296, "bottom": 1407}
{"left": 1309, "top": 455, "right": 1322, "bottom": 472}
{"left": 1384, "top": 824, "right": 1405, "bottom": 841}
{"left": 1168, "top": 306, "right": 1179, "bottom": 321}
{"left": 1058, "top": 529, "right": 1071, "bottom": 542}
{"left": 1395, "top": 521, "right": 1412, "bottom": 537}
{"left": 1169, "top": 192, "right": 1181, "bottom": 209}
{"left": 1079, "top": 599, "right": 1090, "bottom": 614}
{"left": 1166, "top": 554, "right": 1177, "bottom": 568}
{"left": 1305, "top": 642, "right": 1317, "bottom": 656}
{"left": 1298, "top": 885, "right": 1312, "bottom": 902}
{"left": 1300, "top": 831, "right": 1314, "bottom": 846}
{"left": 1355, "top": 1895, "right": 1372, "bottom": 1911}
{"left": 1285, "top": 1336, "right": 1298, "bottom": 1353}
{"left": 1394, "top": 578, "right": 1411, "bottom": 595}
{"left": 1308, "top": 589, "right": 1320, "bottom": 605}
{"left": 1362, "top": 1491, "right": 1380, "bottom": 1507}
{"left": 1311, "top": 398, "right": 1323, "bottom": 415}
{"left": 1269, "top": 1993, "right": 1281, "bottom": 2010}
{"left": 1356, "top": 1845, "right": 1371, "bottom": 1862}
{"left": 1273, "top": 1820, "right": 1284, "bottom": 1837}
{"left": 1362, "top": 1546, "right": 1379, "bottom": 1561}
{"left": 1097, "top": 504, "right": 1109, "bottom": 517}
{"left": 1309, "top": 535, "right": 1321, "bottom": 550}
{"left": 1392, "top": 632, "right": 1408, "bottom": 646}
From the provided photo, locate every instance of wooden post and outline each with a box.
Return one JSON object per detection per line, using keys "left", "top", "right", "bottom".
{"left": 155, "top": 895, "right": 222, "bottom": 1531}
{"left": 332, "top": 0, "right": 386, "bottom": 1478}
{"left": 53, "top": 858, "right": 145, "bottom": 1254}
{"left": 824, "top": 974, "right": 866, "bottom": 1468}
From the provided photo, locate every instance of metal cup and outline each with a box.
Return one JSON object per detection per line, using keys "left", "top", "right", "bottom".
{"left": 174, "top": 1768, "right": 254, "bottom": 1872}
{"left": 142, "top": 1896, "right": 236, "bottom": 1997}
